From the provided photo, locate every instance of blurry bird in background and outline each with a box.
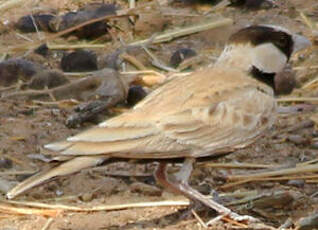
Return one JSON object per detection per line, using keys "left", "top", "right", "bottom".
{"left": 7, "top": 24, "right": 311, "bottom": 221}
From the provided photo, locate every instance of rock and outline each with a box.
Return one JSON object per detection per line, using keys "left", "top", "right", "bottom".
{"left": 127, "top": 85, "right": 147, "bottom": 106}
{"left": 61, "top": 50, "right": 98, "bottom": 72}
{"left": 169, "top": 48, "right": 197, "bottom": 68}
{"left": 16, "top": 14, "right": 55, "bottom": 33}
{"left": 49, "top": 3, "right": 117, "bottom": 39}
{"left": 28, "top": 70, "right": 69, "bottom": 89}
{"left": 0, "top": 59, "right": 42, "bottom": 86}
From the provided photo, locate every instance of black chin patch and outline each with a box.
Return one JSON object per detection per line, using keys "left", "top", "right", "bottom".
{"left": 250, "top": 66, "right": 296, "bottom": 95}
{"left": 230, "top": 25, "right": 294, "bottom": 60}
{"left": 250, "top": 66, "right": 275, "bottom": 90}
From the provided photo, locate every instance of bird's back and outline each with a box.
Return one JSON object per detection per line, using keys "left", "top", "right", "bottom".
{"left": 45, "top": 66, "right": 275, "bottom": 159}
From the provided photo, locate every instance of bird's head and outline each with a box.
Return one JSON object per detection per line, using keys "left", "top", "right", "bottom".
{"left": 216, "top": 25, "right": 311, "bottom": 94}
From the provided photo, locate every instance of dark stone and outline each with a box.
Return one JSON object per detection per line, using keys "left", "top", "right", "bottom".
{"left": 127, "top": 85, "right": 147, "bottom": 106}
{"left": 0, "top": 59, "right": 41, "bottom": 86}
{"left": 34, "top": 44, "right": 49, "bottom": 57}
{"left": 61, "top": 50, "right": 98, "bottom": 72}
{"left": 16, "top": 14, "right": 55, "bottom": 33}
{"left": 29, "top": 70, "right": 69, "bottom": 89}
{"left": 0, "top": 157, "right": 12, "bottom": 169}
{"left": 169, "top": 48, "right": 197, "bottom": 68}
{"left": 49, "top": 3, "right": 117, "bottom": 39}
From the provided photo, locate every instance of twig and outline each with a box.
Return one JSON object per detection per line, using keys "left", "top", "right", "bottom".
{"left": 121, "top": 70, "right": 166, "bottom": 78}
{"left": 41, "top": 217, "right": 54, "bottom": 230}
{"left": 302, "top": 75, "right": 318, "bottom": 89}
{"left": 192, "top": 209, "right": 208, "bottom": 228}
{"left": 1, "top": 199, "right": 189, "bottom": 212}
{"left": 142, "top": 45, "right": 177, "bottom": 72}
{"left": 228, "top": 163, "right": 318, "bottom": 181}
{"left": 220, "top": 179, "right": 253, "bottom": 189}
{"left": 47, "top": 43, "right": 107, "bottom": 50}
{"left": 0, "top": 203, "right": 60, "bottom": 217}
{"left": 221, "top": 216, "right": 248, "bottom": 228}
{"left": 201, "top": 162, "right": 277, "bottom": 169}
{"left": 299, "top": 11, "right": 314, "bottom": 30}
{"left": 294, "top": 65, "right": 318, "bottom": 71}
{"left": 63, "top": 72, "right": 95, "bottom": 77}
{"left": 276, "top": 97, "right": 318, "bottom": 103}
{"left": 130, "top": 18, "right": 233, "bottom": 46}
{"left": 121, "top": 53, "right": 147, "bottom": 70}
{"left": 222, "top": 175, "right": 318, "bottom": 189}
{"left": 0, "top": 0, "right": 24, "bottom": 12}
{"left": 0, "top": 170, "right": 37, "bottom": 176}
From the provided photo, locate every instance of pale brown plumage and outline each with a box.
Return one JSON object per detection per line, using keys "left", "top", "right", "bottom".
{"left": 47, "top": 67, "right": 275, "bottom": 158}
{"left": 7, "top": 25, "right": 311, "bottom": 221}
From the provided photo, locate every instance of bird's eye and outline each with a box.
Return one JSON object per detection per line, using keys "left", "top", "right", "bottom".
{"left": 276, "top": 36, "right": 287, "bottom": 47}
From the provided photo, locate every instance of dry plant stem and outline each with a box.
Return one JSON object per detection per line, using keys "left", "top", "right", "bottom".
{"left": 1, "top": 200, "right": 189, "bottom": 212}
{"left": 0, "top": 85, "right": 19, "bottom": 93}
{"left": 142, "top": 45, "right": 177, "bottom": 72}
{"left": 222, "top": 175, "right": 318, "bottom": 189}
{"left": 121, "top": 70, "right": 166, "bottom": 78}
{"left": 306, "top": 179, "right": 318, "bottom": 183}
{"left": 221, "top": 216, "right": 248, "bottom": 228}
{"left": 130, "top": 18, "right": 233, "bottom": 46}
{"left": 64, "top": 72, "right": 95, "bottom": 77}
{"left": 294, "top": 65, "right": 318, "bottom": 71}
{"left": 302, "top": 75, "right": 318, "bottom": 89}
{"left": 121, "top": 53, "right": 147, "bottom": 70}
{"left": 191, "top": 209, "right": 208, "bottom": 229}
{"left": 0, "top": 203, "right": 60, "bottom": 217}
{"left": 32, "top": 99, "right": 80, "bottom": 107}
{"left": 299, "top": 11, "right": 314, "bottom": 29}
{"left": 0, "top": 0, "right": 24, "bottom": 12}
{"left": 47, "top": 43, "right": 107, "bottom": 50}
{"left": 228, "top": 163, "right": 318, "bottom": 181}
{"left": 0, "top": 170, "right": 37, "bottom": 176}
{"left": 201, "top": 162, "right": 276, "bottom": 169}
{"left": 220, "top": 179, "right": 253, "bottom": 189}
{"left": 276, "top": 97, "right": 318, "bottom": 103}
{"left": 41, "top": 218, "right": 54, "bottom": 230}
{"left": 205, "top": 0, "right": 230, "bottom": 14}
{"left": 297, "top": 158, "right": 318, "bottom": 166}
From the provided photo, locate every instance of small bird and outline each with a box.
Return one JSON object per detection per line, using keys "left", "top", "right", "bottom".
{"left": 7, "top": 25, "right": 310, "bottom": 220}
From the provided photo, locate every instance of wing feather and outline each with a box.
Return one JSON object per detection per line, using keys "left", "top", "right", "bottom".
{"left": 45, "top": 68, "right": 275, "bottom": 159}
{"left": 157, "top": 87, "right": 275, "bottom": 156}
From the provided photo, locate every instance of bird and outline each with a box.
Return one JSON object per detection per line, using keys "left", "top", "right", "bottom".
{"left": 7, "top": 24, "right": 311, "bottom": 221}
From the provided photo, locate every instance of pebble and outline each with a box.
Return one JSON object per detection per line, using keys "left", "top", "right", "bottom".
{"left": 29, "top": 69, "right": 69, "bottom": 89}
{"left": 169, "top": 48, "right": 197, "bottom": 68}
{"left": 127, "top": 85, "right": 147, "bottom": 106}
{"left": 0, "top": 157, "right": 12, "bottom": 169}
{"left": 16, "top": 14, "right": 55, "bottom": 33}
{"left": 61, "top": 50, "right": 98, "bottom": 72}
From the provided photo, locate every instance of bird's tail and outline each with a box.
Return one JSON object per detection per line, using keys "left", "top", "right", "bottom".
{"left": 7, "top": 155, "right": 108, "bottom": 199}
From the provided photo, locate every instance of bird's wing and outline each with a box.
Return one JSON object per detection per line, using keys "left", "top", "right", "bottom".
{"left": 45, "top": 68, "right": 275, "bottom": 158}
{"left": 157, "top": 85, "right": 276, "bottom": 157}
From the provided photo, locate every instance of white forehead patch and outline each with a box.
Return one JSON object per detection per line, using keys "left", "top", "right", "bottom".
{"left": 252, "top": 43, "right": 287, "bottom": 73}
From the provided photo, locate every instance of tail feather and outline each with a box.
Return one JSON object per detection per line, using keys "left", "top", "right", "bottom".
{"left": 7, "top": 156, "right": 108, "bottom": 199}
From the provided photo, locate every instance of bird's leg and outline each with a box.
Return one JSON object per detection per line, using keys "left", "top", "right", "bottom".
{"left": 155, "top": 158, "right": 258, "bottom": 222}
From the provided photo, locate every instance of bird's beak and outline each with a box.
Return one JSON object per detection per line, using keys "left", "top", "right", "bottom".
{"left": 292, "top": 34, "right": 312, "bottom": 53}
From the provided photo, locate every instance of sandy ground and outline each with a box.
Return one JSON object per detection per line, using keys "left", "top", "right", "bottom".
{"left": 0, "top": 0, "right": 318, "bottom": 229}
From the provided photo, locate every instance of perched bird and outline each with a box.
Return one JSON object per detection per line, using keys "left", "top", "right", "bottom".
{"left": 7, "top": 25, "right": 310, "bottom": 220}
